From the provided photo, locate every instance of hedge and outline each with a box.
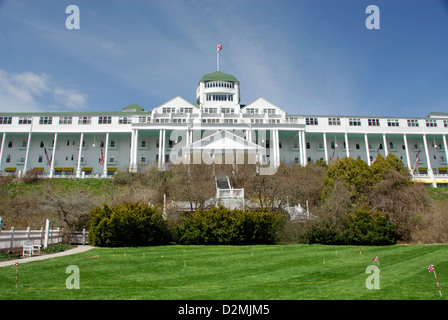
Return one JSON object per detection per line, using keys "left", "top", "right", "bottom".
{"left": 176, "top": 205, "right": 286, "bottom": 245}
{"left": 308, "top": 207, "right": 397, "bottom": 245}
{"left": 88, "top": 202, "right": 171, "bottom": 247}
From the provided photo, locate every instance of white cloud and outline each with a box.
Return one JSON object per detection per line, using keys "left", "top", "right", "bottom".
{"left": 0, "top": 70, "right": 88, "bottom": 112}
{"left": 53, "top": 87, "right": 88, "bottom": 110}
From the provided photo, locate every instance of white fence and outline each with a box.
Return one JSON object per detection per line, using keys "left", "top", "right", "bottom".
{"left": 0, "top": 226, "right": 88, "bottom": 251}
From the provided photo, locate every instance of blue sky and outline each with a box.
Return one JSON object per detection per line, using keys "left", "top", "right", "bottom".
{"left": 0, "top": 0, "right": 447, "bottom": 117}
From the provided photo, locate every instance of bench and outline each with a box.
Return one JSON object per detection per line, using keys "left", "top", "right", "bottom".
{"left": 22, "top": 240, "right": 41, "bottom": 257}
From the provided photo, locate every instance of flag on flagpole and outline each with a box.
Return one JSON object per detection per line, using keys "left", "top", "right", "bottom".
{"left": 428, "top": 264, "right": 442, "bottom": 296}
{"left": 373, "top": 256, "right": 382, "bottom": 278}
{"left": 44, "top": 145, "right": 51, "bottom": 166}
{"left": 412, "top": 147, "right": 421, "bottom": 174}
{"left": 12, "top": 261, "right": 19, "bottom": 288}
{"left": 99, "top": 148, "right": 104, "bottom": 165}
{"left": 217, "top": 44, "right": 223, "bottom": 52}
{"left": 372, "top": 144, "right": 381, "bottom": 164}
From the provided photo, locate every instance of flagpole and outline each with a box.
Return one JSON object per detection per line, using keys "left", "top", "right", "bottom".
{"left": 434, "top": 268, "right": 442, "bottom": 297}
{"left": 217, "top": 47, "right": 219, "bottom": 71}
{"left": 217, "top": 44, "right": 223, "bottom": 71}
{"left": 428, "top": 265, "right": 442, "bottom": 297}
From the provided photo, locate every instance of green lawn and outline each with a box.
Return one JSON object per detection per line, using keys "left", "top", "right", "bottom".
{"left": 0, "top": 244, "right": 446, "bottom": 300}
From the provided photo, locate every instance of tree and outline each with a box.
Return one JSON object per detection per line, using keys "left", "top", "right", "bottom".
{"left": 169, "top": 163, "right": 216, "bottom": 211}
{"left": 321, "top": 157, "right": 372, "bottom": 205}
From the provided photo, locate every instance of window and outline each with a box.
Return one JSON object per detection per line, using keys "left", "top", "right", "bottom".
{"left": 172, "top": 118, "right": 186, "bottom": 123}
{"left": 6, "top": 155, "right": 10, "bottom": 163}
{"left": 425, "top": 119, "right": 437, "bottom": 127}
{"left": 204, "top": 108, "right": 218, "bottom": 114}
{"left": 264, "top": 108, "right": 276, "bottom": 115}
{"left": 368, "top": 118, "right": 380, "bottom": 126}
{"left": 8, "top": 141, "right": 12, "bottom": 148}
{"left": 18, "top": 116, "right": 32, "bottom": 124}
{"left": 246, "top": 108, "right": 258, "bottom": 115}
{"left": 221, "top": 108, "right": 234, "bottom": 114}
{"left": 59, "top": 116, "right": 73, "bottom": 124}
{"left": 387, "top": 119, "right": 399, "bottom": 127}
{"left": 205, "top": 81, "right": 234, "bottom": 88}
{"left": 98, "top": 116, "right": 111, "bottom": 124}
{"left": 328, "top": 117, "right": 341, "bottom": 126}
{"left": 224, "top": 119, "right": 237, "bottom": 123}
{"left": 306, "top": 118, "right": 318, "bottom": 125}
{"left": 138, "top": 116, "right": 150, "bottom": 123}
{"left": 202, "top": 118, "right": 220, "bottom": 123}
{"left": 39, "top": 116, "right": 52, "bottom": 124}
{"left": 206, "top": 94, "right": 234, "bottom": 101}
{"left": 119, "top": 116, "right": 132, "bottom": 124}
{"left": 250, "top": 119, "right": 263, "bottom": 124}
{"left": 407, "top": 119, "right": 419, "bottom": 127}
{"left": 78, "top": 116, "right": 92, "bottom": 125}
{"left": 38, "top": 155, "right": 43, "bottom": 163}
{"left": 444, "top": 120, "right": 448, "bottom": 128}
{"left": 162, "top": 108, "right": 175, "bottom": 114}
{"left": 0, "top": 117, "right": 12, "bottom": 124}
{"left": 349, "top": 118, "right": 361, "bottom": 126}
{"left": 179, "top": 107, "right": 193, "bottom": 114}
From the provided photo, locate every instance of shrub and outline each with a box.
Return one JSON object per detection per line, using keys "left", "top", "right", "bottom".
{"left": 176, "top": 205, "right": 286, "bottom": 245}
{"left": 307, "top": 207, "right": 397, "bottom": 245}
{"left": 88, "top": 202, "right": 170, "bottom": 247}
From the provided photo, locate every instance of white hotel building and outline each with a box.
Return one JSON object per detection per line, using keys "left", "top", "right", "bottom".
{"left": 0, "top": 70, "right": 447, "bottom": 187}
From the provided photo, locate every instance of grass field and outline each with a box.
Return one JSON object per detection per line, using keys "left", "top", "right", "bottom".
{"left": 0, "top": 244, "right": 446, "bottom": 300}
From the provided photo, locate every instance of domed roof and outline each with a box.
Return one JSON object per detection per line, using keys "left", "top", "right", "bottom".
{"left": 200, "top": 71, "right": 238, "bottom": 83}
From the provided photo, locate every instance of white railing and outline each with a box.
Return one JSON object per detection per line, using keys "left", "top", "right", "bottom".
{"left": 0, "top": 227, "right": 88, "bottom": 251}
{"left": 216, "top": 188, "right": 244, "bottom": 199}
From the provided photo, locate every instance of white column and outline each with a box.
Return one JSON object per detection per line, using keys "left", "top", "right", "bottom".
{"left": 76, "top": 133, "right": 84, "bottom": 178}
{"left": 364, "top": 134, "right": 371, "bottom": 166}
{"left": 323, "top": 133, "right": 328, "bottom": 163}
{"left": 103, "top": 132, "right": 109, "bottom": 177}
{"left": 129, "top": 129, "right": 135, "bottom": 172}
{"left": 129, "top": 130, "right": 134, "bottom": 171}
{"left": 423, "top": 134, "right": 437, "bottom": 187}
{"left": 49, "top": 133, "right": 58, "bottom": 178}
{"left": 383, "top": 134, "right": 389, "bottom": 157}
{"left": 403, "top": 134, "right": 411, "bottom": 171}
{"left": 302, "top": 131, "right": 307, "bottom": 165}
{"left": 443, "top": 135, "right": 448, "bottom": 170}
{"left": 133, "top": 130, "right": 139, "bottom": 172}
{"left": 158, "top": 129, "right": 163, "bottom": 168}
{"left": 298, "top": 131, "right": 303, "bottom": 166}
{"left": 23, "top": 131, "right": 32, "bottom": 173}
{"left": 162, "top": 129, "right": 166, "bottom": 168}
{"left": 272, "top": 129, "right": 279, "bottom": 166}
{"left": 344, "top": 133, "right": 350, "bottom": 158}
{"left": 0, "top": 133, "right": 6, "bottom": 171}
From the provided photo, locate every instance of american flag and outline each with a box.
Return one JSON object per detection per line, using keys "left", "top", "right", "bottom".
{"left": 373, "top": 256, "right": 379, "bottom": 262}
{"left": 217, "top": 44, "right": 223, "bottom": 52}
{"left": 44, "top": 145, "right": 51, "bottom": 165}
{"left": 99, "top": 148, "right": 104, "bottom": 165}
{"left": 413, "top": 147, "right": 421, "bottom": 174}
{"left": 428, "top": 265, "right": 435, "bottom": 272}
